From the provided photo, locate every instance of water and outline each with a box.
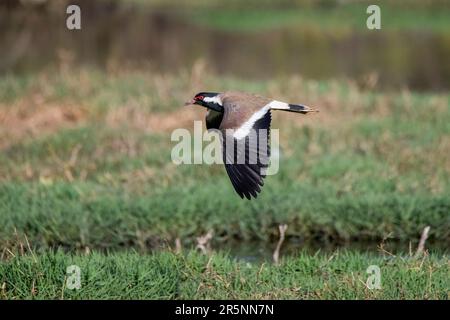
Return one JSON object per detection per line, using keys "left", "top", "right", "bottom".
{"left": 1, "top": 0, "right": 450, "bottom": 91}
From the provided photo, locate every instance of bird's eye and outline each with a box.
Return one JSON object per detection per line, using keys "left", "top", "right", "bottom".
{"left": 195, "top": 95, "right": 204, "bottom": 101}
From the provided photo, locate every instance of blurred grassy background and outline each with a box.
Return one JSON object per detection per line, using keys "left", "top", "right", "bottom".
{"left": 2, "top": 0, "right": 450, "bottom": 90}
{"left": 0, "top": 68, "right": 449, "bottom": 251}
{"left": 0, "top": 0, "right": 449, "bottom": 299}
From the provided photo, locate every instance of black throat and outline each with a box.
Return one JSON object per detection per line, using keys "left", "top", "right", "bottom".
{"left": 205, "top": 109, "right": 224, "bottom": 130}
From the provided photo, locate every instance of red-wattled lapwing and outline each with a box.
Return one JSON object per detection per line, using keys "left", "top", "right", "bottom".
{"left": 185, "top": 91, "right": 316, "bottom": 199}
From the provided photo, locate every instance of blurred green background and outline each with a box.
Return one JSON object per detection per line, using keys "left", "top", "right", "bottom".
{"left": 0, "top": 0, "right": 449, "bottom": 299}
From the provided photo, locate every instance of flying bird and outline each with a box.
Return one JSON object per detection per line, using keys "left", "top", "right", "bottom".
{"left": 185, "top": 91, "right": 316, "bottom": 199}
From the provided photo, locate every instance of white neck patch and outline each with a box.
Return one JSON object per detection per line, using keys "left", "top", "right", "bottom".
{"left": 203, "top": 96, "right": 222, "bottom": 105}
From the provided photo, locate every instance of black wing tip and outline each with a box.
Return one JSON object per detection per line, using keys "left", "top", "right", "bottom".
{"left": 224, "top": 163, "right": 265, "bottom": 200}
{"left": 233, "top": 182, "right": 262, "bottom": 200}
{"left": 233, "top": 175, "right": 264, "bottom": 200}
{"left": 239, "top": 189, "right": 259, "bottom": 200}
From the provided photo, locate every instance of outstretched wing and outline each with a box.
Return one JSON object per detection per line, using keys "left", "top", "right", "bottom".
{"left": 221, "top": 110, "right": 271, "bottom": 199}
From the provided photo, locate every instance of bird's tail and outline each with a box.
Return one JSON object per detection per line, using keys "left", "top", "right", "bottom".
{"left": 285, "top": 104, "right": 317, "bottom": 114}
{"left": 269, "top": 101, "right": 318, "bottom": 114}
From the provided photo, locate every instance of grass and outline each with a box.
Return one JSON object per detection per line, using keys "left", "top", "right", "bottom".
{"left": 0, "top": 67, "right": 449, "bottom": 246}
{"left": 0, "top": 66, "right": 449, "bottom": 299}
{"left": 1, "top": 250, "right": 448, "bottom": 299}
{"left": 0, "top": 182, "right": 449, "bottom": 250}
{"left": 121, "top": 0, "right": 450, "bottom": 32}
{"left": 188, "top": 6, "right": 450, "bottom": 32}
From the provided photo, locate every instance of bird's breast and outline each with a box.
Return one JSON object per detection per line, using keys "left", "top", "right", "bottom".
{"left": 205, "top": 109, "right": 224, "bottom": 130}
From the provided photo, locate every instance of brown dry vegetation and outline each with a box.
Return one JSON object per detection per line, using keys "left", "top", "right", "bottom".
{"left": 0, "top": 101, "right": 87, "bottom": 149}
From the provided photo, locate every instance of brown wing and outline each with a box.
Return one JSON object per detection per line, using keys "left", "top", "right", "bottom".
{"left": 219, "top": 91, "right": 271, "bottom": 131}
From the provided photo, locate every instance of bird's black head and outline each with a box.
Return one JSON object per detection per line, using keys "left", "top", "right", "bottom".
{"left": 186, "top": 92, "right": 223, "bottom": 112}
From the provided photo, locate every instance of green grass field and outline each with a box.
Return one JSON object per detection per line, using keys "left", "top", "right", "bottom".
{"left": 1, "top": 250, "right": 448, "bottom": 299}
{"left": 0, "top": 66, "right": 449, "bottom": 299}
